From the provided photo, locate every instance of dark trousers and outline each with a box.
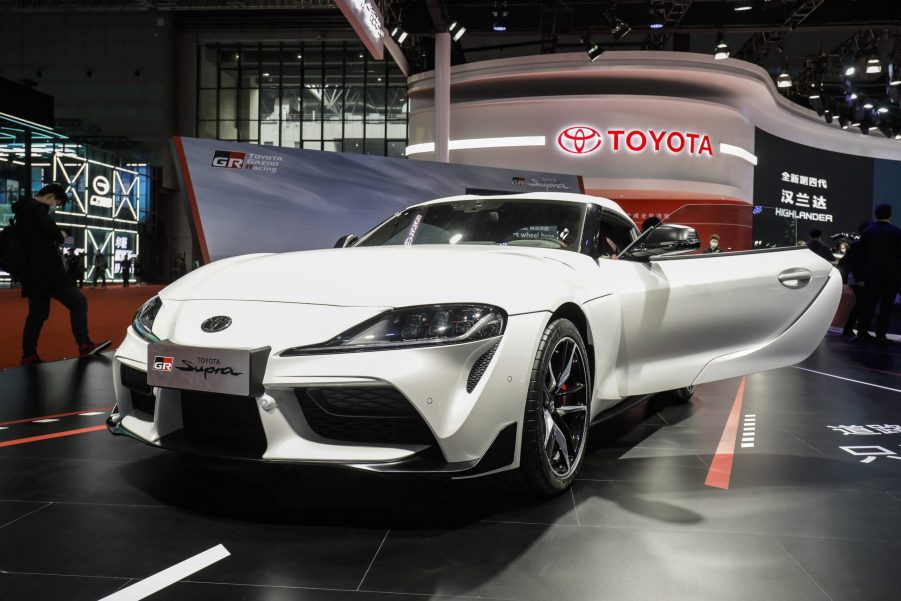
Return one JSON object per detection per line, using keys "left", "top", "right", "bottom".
{"left": 857, "top": 278, "right": 900, "bottom": 338}
{"left": 22, "top": 285, "right": 90, "bottom": 357}
{"left": 121, "top": 270, "right": 130, "bottom": 288}
{"left": 93, "top": 267, "right": 106, "bottom": 287}
{"left": 843, "top": 285, "right": 865, "bottom": 332}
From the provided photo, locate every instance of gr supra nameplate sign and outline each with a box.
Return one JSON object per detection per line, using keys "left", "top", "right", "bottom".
{"left": 147, "top": 342, "right": 269, "bottom": 397}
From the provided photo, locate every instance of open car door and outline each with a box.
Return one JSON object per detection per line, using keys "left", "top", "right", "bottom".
{"left": 607, "top": 204, "right": 841, "bottom": 396}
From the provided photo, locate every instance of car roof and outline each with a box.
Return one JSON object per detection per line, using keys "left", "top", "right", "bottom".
{"left": 412, "top": 192, "right": 633, "bottom": 223}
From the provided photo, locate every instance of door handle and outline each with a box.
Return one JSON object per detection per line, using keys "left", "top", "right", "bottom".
{"left": 778, "top": 268, "right": 813, "bottom": 289}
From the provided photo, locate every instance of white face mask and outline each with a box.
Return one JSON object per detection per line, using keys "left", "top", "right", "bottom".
{"left": 710, "top": 240, "right": 718, "bottom": 248}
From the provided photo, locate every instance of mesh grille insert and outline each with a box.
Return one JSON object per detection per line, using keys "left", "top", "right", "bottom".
{"left": 467, "top": 343, "right": 499, "bottom": 393}
{"left": 296, "top": 387, "right": 436, "bottom": 445}
{"left": 120, "top": 364, "right": 155, "bottom": 417}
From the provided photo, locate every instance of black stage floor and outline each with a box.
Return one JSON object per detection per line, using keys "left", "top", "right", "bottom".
{"left": 1, "top": 333, "right": 900, "bottom": 601}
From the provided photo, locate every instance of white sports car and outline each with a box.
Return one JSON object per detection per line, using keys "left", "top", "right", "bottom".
{"left": 109, "top": 192, "right": 840, "bottom": 495}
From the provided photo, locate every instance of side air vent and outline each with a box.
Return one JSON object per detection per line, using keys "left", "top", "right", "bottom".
{"left": 467, "top": 342, "right": 499, "bottom": 393}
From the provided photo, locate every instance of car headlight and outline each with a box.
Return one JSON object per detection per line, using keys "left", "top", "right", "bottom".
{"left": 132, "top": 296, "right": 162, "bottom": 343}
{"left": 282, "top": 304, "right": 506, "bottom": 355}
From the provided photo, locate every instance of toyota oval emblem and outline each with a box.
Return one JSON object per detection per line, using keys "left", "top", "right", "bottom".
{"left": 557, "top": 126, "right": 602, "bottom": 155}
{"left": 201, "top": 316, "right": 232, "bottom": 333}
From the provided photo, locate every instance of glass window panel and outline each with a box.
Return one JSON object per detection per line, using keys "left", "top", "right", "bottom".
{"left": 260, "top": 121, "right": 279, "bottom": 146}
{"left": 219, "top": 121, "right": 238, "bottom": 140}
{"left": 366, "top": 57, "right": 385, "bottom": 83}
{"left": 198, "top": 90, "right": 217, "bottom": 120}
{"left": 239, "top": 47, "right": 260, "bottom": 88}
{"left": 343, "top": 86, "right": 364, "bottom": 120}
{"left": 219, "top": 89, "right": 237, "bottom": 120}
{"left": 303, "top": 140, "right": 322, "bottom": 150}
{"left": 220, "top": 68, "right": 239, "bottom": 89}
{"left": 237, "top": 120, "right": 258, "bottom": 142}
{"left": 387, "top": 121, "right": 407, "bottom": 138}
{"left": 197, "top": 120, "right": 217, "bottom": 139}
{"left": 258, "top": 87, "right": 278, "bottom": 121}
{"left": 344, "top": 139, "right": 363, "bottom": 153}
{"left": 343, "top": 120, "right": 363, "bottom": 140}
{"left": 323, "top": 121, "right": 343, "bottom": 140}
{"left": 387, "top": 140, "right": 406, "bottom": 157}
{"left": 302, "top": 122, "right": 322, "bottom": 139}
{"left": 324, "top": 140, "right": 342, "bottom": 153}
{"left": 260, "top": 46, "right": 281, "bottom": 79}
{"left": 199, "top": 46, "right": 219, "bottom": 88}
{"left": 281, "top": 121, "right": 301, "bottom": 148}
{"left": 239, "top": 88, "right": 261, "bottom": 121}
{"left": 281, "top": 86, "right": 301, "bottom": 119}
{"left": 387, "top": 88, "right": 407, "bottom": 120}
{"left": 366, "top": 122, "right": 386, "bottom": 139}
{"left": 322, "top": 87, "right": 343, "bottom": 122}
{"left": 388, "top": 65, "right": 406, "bottom": 86}
{"left": 365, "top": 139, "right": 384, "bottom": 155}
{"left": 366, "top": 88, "right": 386, "bottom": 122}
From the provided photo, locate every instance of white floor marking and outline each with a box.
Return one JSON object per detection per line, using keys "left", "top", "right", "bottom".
{"left": 791, "top": 366, "right": 901, "bottom": 393}
{"left": 78, "top": 412, "right": 105, "bottom": 416}
{"left": 0, "top": 427, "right": 7, "bottom": 430}
{"left": 33, "top": 419, "right": 59, "bottom": 424}
{"left": 741, "top": 443, "right": 755, "bottom": 448}
{"left": 96, "top": 544, "right": 230, "bottom": 601}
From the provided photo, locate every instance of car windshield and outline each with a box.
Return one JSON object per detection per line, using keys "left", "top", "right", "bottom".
{"left": 356, "top": 199, "right": 586, "bottom": 252}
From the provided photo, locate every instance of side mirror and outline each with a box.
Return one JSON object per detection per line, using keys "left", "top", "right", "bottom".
{"left": 621, "top": 224, "right": 700, "bottom": 261}
{"left": 334, "top": 234, "right": 359, "bottom": 248}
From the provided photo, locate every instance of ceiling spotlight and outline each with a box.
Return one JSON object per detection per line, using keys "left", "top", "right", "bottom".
{"left": 610, "top": 18, "right": 631, "bottom": 40}
{"left": 714, "top": 35, "right": 730, "bottom": 60}
{"left": 734, "top": 0, "right": 752, "bottom": 12}
{"left": 449, "top": 21, "right": 466, "bottom": 42}
{"left": 850, "top": 92, "right": 858, "bottom": 100}
{"left": 895, "top": 133, "right": 901, "bottom": 140}
{"left": 585, "top": 37, "right": 604, "bottom": 62}
{"left": 809, "top": 93, "right": 820, "bottom": 100}
{"left": 844, "top": 65, "right": 856, "bottom": 76}
{"left": 776, "top": 69, "right": 792, "bottom": 89}
{"left": 390, "top": 26, "right": 408, "bottom": 44}
{"left": 491, "top": 1, "right": 509, "bottom": 32}
{"left": 878, "top": 106, "right": 890, "bottom": 113}
{"left": 866, "top": 56, "right": 882, "bottom": 74}
{"left": 863, "top": 101, "right": 874, "bottom": 109}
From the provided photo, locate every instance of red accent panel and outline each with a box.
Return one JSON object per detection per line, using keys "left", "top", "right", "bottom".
{"left": 172, "top": 137, "right": 211, "bottom": 264}
{"left": 705, "top": 376, "right": 747, "bottom": 490}
{"left": 0, "top": 425, "right": 107, "bottom": 447}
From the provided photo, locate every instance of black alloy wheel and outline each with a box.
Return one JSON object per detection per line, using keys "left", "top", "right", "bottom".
{"left": 515, "top": 318, "right": 591, "bottom": 496}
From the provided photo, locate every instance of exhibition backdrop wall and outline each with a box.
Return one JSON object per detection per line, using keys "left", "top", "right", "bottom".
{"left": 172, "top": 136, "right": 582, "bottom": 262}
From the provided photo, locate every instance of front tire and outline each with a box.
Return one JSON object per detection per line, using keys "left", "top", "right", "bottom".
{"left": 514, "top": 318, "right": 591, "bottom": 497}
{"left": 665, "top": 385, "right": 695, "bottom": 403}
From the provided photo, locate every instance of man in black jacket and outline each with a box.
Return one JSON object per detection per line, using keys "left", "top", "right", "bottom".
{"left": 855, "top": 204, "right": 901, "bottom": 342}
{"left": 12, "top": 183, "right": 110, "bottom": 365}
{"left": 806, "top": 229, "right": 835, "bottom": 264}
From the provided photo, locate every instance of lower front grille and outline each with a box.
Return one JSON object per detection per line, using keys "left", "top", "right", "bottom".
{"left": 296, "top": 387, "right": 437, "bottom": 446}
{"left": 467, "top": 342, "right": 499, "bottom": 393}
{"left": 175, "top": 390, "right": 267, "bottom": 458}
{"left": 120, "top": 364, "right": 155, "bottom": 417}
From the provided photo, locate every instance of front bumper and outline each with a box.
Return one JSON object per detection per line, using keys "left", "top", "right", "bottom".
{"left": 110, "top": 312, "right": 549, "bottom": 476}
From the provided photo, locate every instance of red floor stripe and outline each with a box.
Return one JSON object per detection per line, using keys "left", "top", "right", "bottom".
{"left": 704, "top": 376, "right": 747, "bottom": 490}
{"left": 861, "top": 367, "right": 901, "bottom": 378}
{"left": 0, "top": 406, "right": 115, "bottom": 427}
{"left": 0, "top": 425, "right": 107, "bottom": 447}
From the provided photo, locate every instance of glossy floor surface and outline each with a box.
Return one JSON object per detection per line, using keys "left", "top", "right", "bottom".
{"left": 1, "top": 333, "right": 899, "bottom": 601}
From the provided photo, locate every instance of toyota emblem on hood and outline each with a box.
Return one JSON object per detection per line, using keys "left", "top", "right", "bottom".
{"left": 201, "top": 316, "right": 233, "bottom": 333}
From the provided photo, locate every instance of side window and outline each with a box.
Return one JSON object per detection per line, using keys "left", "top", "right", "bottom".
{"left": 599, "top": 213, "right": 637, "bottom": 256}
{"left": 580, "top": 204, "right": 602, "bottom": 259}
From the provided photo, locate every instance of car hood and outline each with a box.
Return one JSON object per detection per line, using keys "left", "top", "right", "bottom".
{"left": 162, "top": 246, "right": 596, "bottom": 314}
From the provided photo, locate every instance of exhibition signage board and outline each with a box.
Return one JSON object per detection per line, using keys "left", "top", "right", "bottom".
{"left": 172, "top": 137, "right": 582, "bottom": 262}
{"left": 753, "top": 128, "right": 873, "bottom": 238}
{"left": 334, "top": 0, "right": 384, "bottom": 61}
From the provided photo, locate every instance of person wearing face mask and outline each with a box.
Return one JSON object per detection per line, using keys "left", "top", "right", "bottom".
{"left": 703, "top": 233, "right": 722, "bottom": 254}
{"left": 11, "top": 183, "right": 110, "bottom": 366}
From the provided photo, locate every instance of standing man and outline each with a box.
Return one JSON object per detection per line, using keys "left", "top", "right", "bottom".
{"left": 119, "top": 253, "right": 132, "bottom": 288}
{"left": 703, "top": 233, "right": 723, "bottom": 254}
{"left": 12, "top": 183, "right": 110, "bottom": 365}
{"left": 92, "top": 249, "right": 108, "bottom": 287}
{"left": 806, "top": 229, "right": 835, "bottom": 264}
{"left": 855, "top": 204, "right": 901, "bottom": 342}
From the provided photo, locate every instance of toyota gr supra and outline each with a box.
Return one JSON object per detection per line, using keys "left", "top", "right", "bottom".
{"left": 109, "top": 192, "right": 841, "bottom": 495}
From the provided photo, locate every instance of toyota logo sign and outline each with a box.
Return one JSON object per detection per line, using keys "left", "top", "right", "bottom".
{"left": 557, "top": 126, "right": 602, "bottom": 155}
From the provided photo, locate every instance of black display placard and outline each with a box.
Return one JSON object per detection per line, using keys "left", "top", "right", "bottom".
{"left": 753, "top": 128, "right": 873, "bottom": 241}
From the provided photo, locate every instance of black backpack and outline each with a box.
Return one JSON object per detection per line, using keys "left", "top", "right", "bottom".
{"left": 0, "top": 218, "right": 28, "bottom": 279}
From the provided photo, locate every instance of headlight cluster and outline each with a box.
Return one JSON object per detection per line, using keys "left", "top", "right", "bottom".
{"left": 282, "top": 304, "right": 506, "bottom": 355}
{"left": 132, "top": 296, "right": 162, "bottom": 343}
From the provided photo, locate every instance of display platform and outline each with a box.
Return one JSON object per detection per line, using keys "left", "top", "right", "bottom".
{"left": 0, "top": 334, "right": 899, "bottom": 601}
